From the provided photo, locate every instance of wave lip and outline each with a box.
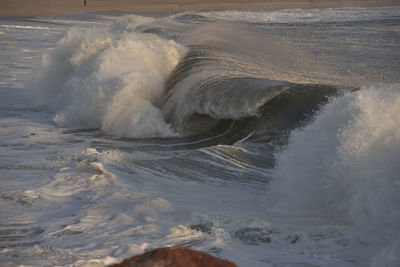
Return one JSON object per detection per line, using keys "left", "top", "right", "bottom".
{"left": 163, "top": 74, "right": 291, "bottom": 134}
{"left": 162, "top": 42, "right": 294, "bottom": 135}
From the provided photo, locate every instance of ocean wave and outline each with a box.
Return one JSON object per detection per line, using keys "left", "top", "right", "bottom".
{"left": 35, "top": 18, "right": 348, "bottom": 139}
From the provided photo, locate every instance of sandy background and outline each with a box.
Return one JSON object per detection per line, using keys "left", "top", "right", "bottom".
{"left": 1, "top": 0, "right": 399, "bottom": 18}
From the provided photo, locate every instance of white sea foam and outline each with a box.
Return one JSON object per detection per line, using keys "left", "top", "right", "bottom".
{"left": 0, "top": 24, "right": 52, "bottom": 30}
{"left": 270, "top": 84, "right": 400, "bottom": 265}
{"left": 35, "top": 18, "right": 186, "bottom": 138}
{"left": 201, "top": 6, "right": 400, "bottom": 24}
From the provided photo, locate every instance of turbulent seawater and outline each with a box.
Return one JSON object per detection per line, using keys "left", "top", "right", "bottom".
{"left": 1, "top": 6, "right": 399, "bottom": 266}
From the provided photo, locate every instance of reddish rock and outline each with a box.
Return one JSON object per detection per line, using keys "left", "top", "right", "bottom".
{"left": 109, "top": 247, "right": 237, "bottom": 267}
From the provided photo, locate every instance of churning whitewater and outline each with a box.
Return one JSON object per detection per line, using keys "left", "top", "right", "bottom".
{"left": 0, "top": 6, "right": 399, "bottom": 267}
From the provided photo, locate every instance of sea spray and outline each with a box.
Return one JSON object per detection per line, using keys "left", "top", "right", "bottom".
{"left": 269, "top": 84, "right": 400, "bottom": 265}
{"left": 35, "top": 19, "right": 186, "bottom": 138}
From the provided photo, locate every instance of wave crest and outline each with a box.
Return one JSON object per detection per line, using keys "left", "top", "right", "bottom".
{"left": 35, "top": 21, "right": 186, "bottom": 138}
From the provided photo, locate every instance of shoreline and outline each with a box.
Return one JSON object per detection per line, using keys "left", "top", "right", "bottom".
{"left": 1, "top": 0, "right": 399, "bottom": 19}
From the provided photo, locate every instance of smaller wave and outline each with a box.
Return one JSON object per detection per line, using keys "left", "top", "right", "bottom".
{"left": 200, "top": 6, "right": 400, "bottom": 24}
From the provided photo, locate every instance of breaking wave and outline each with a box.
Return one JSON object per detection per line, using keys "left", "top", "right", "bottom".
{"left": 35, "top": 20, "right": 339, "bottom": 139}
{"left": 269, "top": 84, "right": 400, "bottom": 266}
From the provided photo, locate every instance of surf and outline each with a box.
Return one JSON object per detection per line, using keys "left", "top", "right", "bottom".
{"left": 20, "top": 8, "right": 400, "bottom": 266}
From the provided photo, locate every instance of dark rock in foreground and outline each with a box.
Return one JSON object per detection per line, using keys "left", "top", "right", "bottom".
{"left": 109, "top": 247, "right": 238, "bottom": 267}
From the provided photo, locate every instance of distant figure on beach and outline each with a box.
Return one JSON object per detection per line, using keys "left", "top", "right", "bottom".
{"left": 84, "top": 0, "right": 86, "bottom": 7}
